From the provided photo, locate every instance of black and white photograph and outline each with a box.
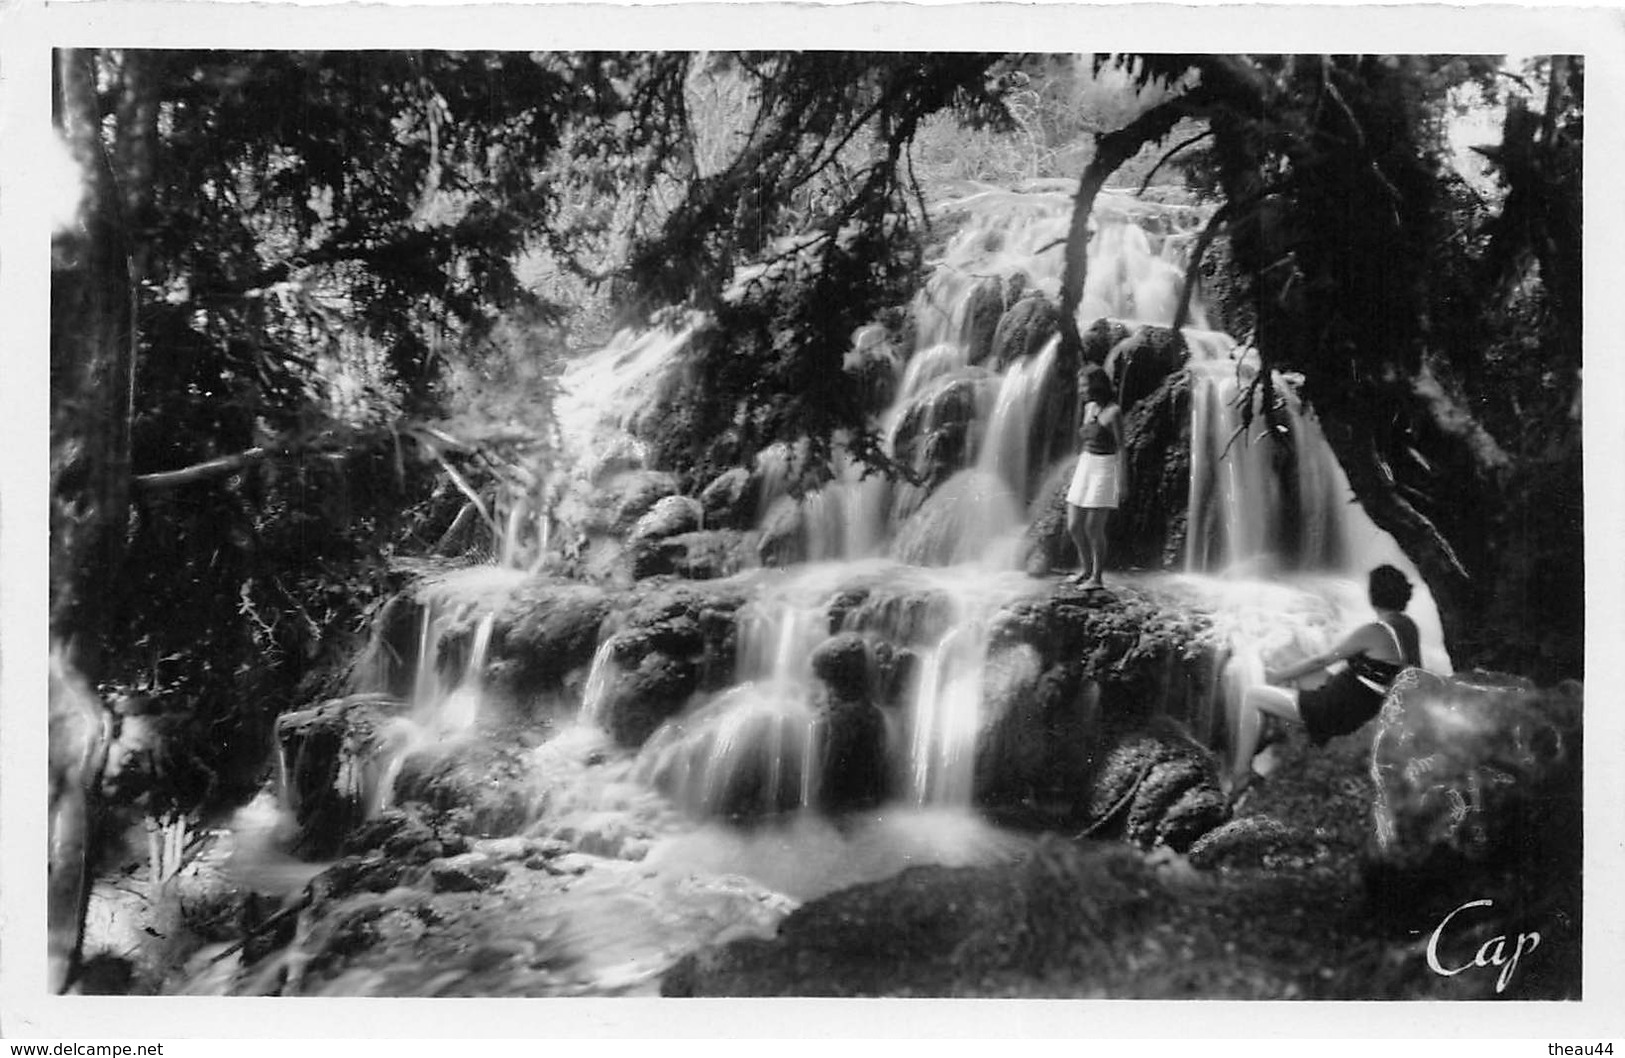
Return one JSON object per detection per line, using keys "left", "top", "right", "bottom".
{"left": 2, "top": 0, "right": 1621, "bottom": 1043}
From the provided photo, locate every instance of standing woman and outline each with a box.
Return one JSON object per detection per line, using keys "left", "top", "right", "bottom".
{"left": 1225, "top": 564, "right": 1424, "bottom": 800}
{"left": 1065, "top": 365, "right": 1125, "bottom": 591}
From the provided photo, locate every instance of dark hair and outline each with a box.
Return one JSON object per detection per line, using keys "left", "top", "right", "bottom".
{"left": 1368, "top": 565, "right": 1413, "bottom": 611}
{"left": 1081, "top": 365, "right": 1114, "bottom": 406}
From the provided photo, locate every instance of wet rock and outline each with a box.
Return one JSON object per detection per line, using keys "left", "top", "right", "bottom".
{"left": 1156, "top": 786, "right": 1230, "bottom": 853}
{"left": 1117, "top": 371, "right": 1193, "bottom": 572}
{"left": 238, "top": 891, "right": 300, "bottom": 967}
{"left": 986, "top": 586, "right": 1218, "bottom": 728}
{"left": 1105, "top": 325, "right": 1187, "bottom": 410}
{"left": 1020, "top": 459, "right": 1083, "bottom": 577}
{"left": 1186, "top": 815, "right": 1311, "bottom": 870}
{"left": 583, "top": 434, "right": 648, "bottom": 485}
{"left": 810, "top": 632, "right": 871, "bottom": 701}
{"left": 430, "top": 855, "right": 508, "bottom": 894}
{"left": 890, "top": 368, "right": 996, "bottom": 489}
{"left": 809, "top": 642, "right": 891, "bottom": 814}
{"left": 835, "top": 585, "right": 959, "bottom": 647}
{"left": 961, "top": 277, "right": 1009, "bottom": 366}
{"left": 391, "top": 739, "right": 543, "bottom": 838}
{"left": 1363, "top": 671, "right": 1582, "bottom": 920}
{"left": 868, "top": 640, "right": 918, "bottom": 711}
{"left": 274, "top": 694, "right": 414, "bottom": 857}
{"left": 490, "top": 580, "right": 612, "bottom": 696}
{"left": 347, "top": 589, "right": 430, "bottom": 699}
{"left": 594, "top": 583, "right": 747, "bottom": 747}
{"left": 990, "top": 293, "right": 1061, "bottom": 370}
{"left": 628, "top": 529, "right": 756, "bottom": 582}
{"left": 664, "top": 840, "right": 1177, "bottom": 997}
{"left": 1068, "top": 717, "right": 1226, "bottom": 853}
{"left": 307, "top": 855, "right": 416, "bottom": 904}
{"left": 974, "top": 651, "right": 1097, "bottom": 827}
{"left": 817, "top": 697, "right": 889, "bottom": 812}
{"left": 1079, "top": 317, "right": 1131, "bottom": 365}
{"left": 549, "top": 815, "right": 651, "bottom": 859}
{"left": 756, "top": 497, "right": 809, "bottom": 568}
{"left": 698, "top": 467, "right": 759, "bottom": 530}
{"left": 630, "top": 494, "right": 705, "bottom": 543}
{"left": 607, "top": 470, "right": 681, "bottom": 532}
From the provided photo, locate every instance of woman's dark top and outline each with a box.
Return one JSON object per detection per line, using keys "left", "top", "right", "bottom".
{"left": 1299, "top": 614, "right": 1422, "bottom": 745}
{"left": 1080, "top": 404, "right": 1118, "bottom": 455}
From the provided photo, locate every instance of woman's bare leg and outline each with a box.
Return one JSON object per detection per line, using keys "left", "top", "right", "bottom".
{"left": 1066, "top": 504, "right": 1090, "bottom": 581}
{"left": 1082, "top": 508, "right": 1110, "bottom": 588}
{"left": 1230, "top": 683, "right": 1302, "bottom": 784}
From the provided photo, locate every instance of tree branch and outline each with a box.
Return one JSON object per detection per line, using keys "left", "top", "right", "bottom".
{"left": 131, "top": 444, "right": 297, "bottom": 492}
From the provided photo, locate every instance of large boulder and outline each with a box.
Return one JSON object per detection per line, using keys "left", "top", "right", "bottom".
{"left": 756, "top": 497, "right": 808, "bottom": 568}
{"left": 390, "top": 736, "right": 545, "bottom": 838}
{"left": 816, "top": 694, "right": 890, "bottom": 813}
{"left": 1365, "top": 669, "right": 1579, "bottom": 897}
{"left": 890, "top": 368, "right": 997, "bottom": 490}
{"left": 590, "top": 582, "right": 749, "bottom": 748}
{"left": 488, "top": 580, "right": 613, "bottom": 698}
{"left": 973, "top": 649, "right": 1097, "bottom": 826}
{"left": 989, "top": 293, "right": 1062, "bottom": 371}
{"left": 629, "top": 494, "right": 705, "bottom": 543}
{"left": 628, "top": 529, "right": 756, "bottom": 582}
{"left": 986, "top": 584, "right": 1219, "bottom": 726}
{"left": 698, "top": 467, "right": 759, "bottom": 531}
{"left": 273, "top": 694, "right": 415, "bottom": 857}
{"left": 1078, "top": 317, "right": 1131, "bottom": 365}
{"left": 1104, "top": 324, "right": 1187, "bottom": 410}
{"left": 961, "top": 276, "right": 1015, "bottom": 366}
{"left": 809, "top": 632, "right": 890, "bottom": 811}
{"left": 607, "top": 470, "right": 682, "bottom": 532}
{"left": 1117, "top": 369, "right": 1194, "bottom": 572}
{"left": 663, "top": 840, "right": 1184, "bottom": 997}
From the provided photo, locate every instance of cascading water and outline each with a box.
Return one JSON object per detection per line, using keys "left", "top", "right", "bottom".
{"left": 190, "top": 181, "right": 1457, "bottom": 998}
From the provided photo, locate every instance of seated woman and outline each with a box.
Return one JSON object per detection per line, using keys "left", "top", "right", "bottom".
{"left": 1225, "top": 564, "right": 1424, "bottom": 801}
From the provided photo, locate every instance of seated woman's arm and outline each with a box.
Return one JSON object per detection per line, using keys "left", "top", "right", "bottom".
{"left": 1265, "top": 624, "right": 1377, "bottom": 684}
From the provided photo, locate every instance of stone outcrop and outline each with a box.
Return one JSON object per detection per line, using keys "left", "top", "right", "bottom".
{"left": 662, "top": 839, "right": 1188, "bottom": 997}
{"left": 1362, "top": 670, "right": 1582, "bottom": 925}
{"left": 809, "top": 632, "right": 891, "bottom": 811}
{"left": 629, "top": 494, "right": 705, "bottom": 543}
{"left": 273, "top": 694, "right": 414, "bottom": 857}
{"left": 989, "top": 293, "right": 1061, "bottom": 371}
{"left": 606, "top": 470, "right": 681, "bottom": 532}
{"left": 591, "top": 580, "right": 750, "bottom": 748}
{"left": 391, "top": 737, "right": 544, "bottom": 838}
{"left": 698, "top": 466, "right": 759, "bottom": 530}
{"left": 1079, "top": 317, "right": 1131, "bottom": 365}
{"left": 488, "top": 580, "right": 612, "bottom": 698}
{"left": 890, "top": 367, "right": 997, "bottom": 490}
{"left": 1105, "top": 324, "right": 1187, "bottom": 409}
{"left": 1117, "top": 370, "right": 1194, "bottom": 571}
{"left": 627, "top": 529, "right": 756, "bottom": 582}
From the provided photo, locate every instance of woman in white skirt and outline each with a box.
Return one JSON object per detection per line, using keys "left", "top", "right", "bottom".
{"left": 1065, "top": 365, "right": 1125, "bottom": 590}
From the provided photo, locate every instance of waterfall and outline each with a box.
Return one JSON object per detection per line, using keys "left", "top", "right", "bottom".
{"left": 633, "top": 584, "right": 837, "bottom": 815}
{"left": 349, "top": 184, "right": 1451, "bottom": 835}
{"left": 904, "top": 615, "right": 989, "bottom": 806}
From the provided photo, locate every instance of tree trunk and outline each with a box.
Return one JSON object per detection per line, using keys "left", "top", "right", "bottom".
{"left": 1057, "top": 100, "right": 1196, "bottom": 362}
{"left": 49, "top": 47, "right": 141, "bottom": 994}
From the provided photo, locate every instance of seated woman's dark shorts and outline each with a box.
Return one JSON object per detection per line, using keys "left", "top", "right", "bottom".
{"left": 1298, "top": 668, "right": 1386, "bottom": 745}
